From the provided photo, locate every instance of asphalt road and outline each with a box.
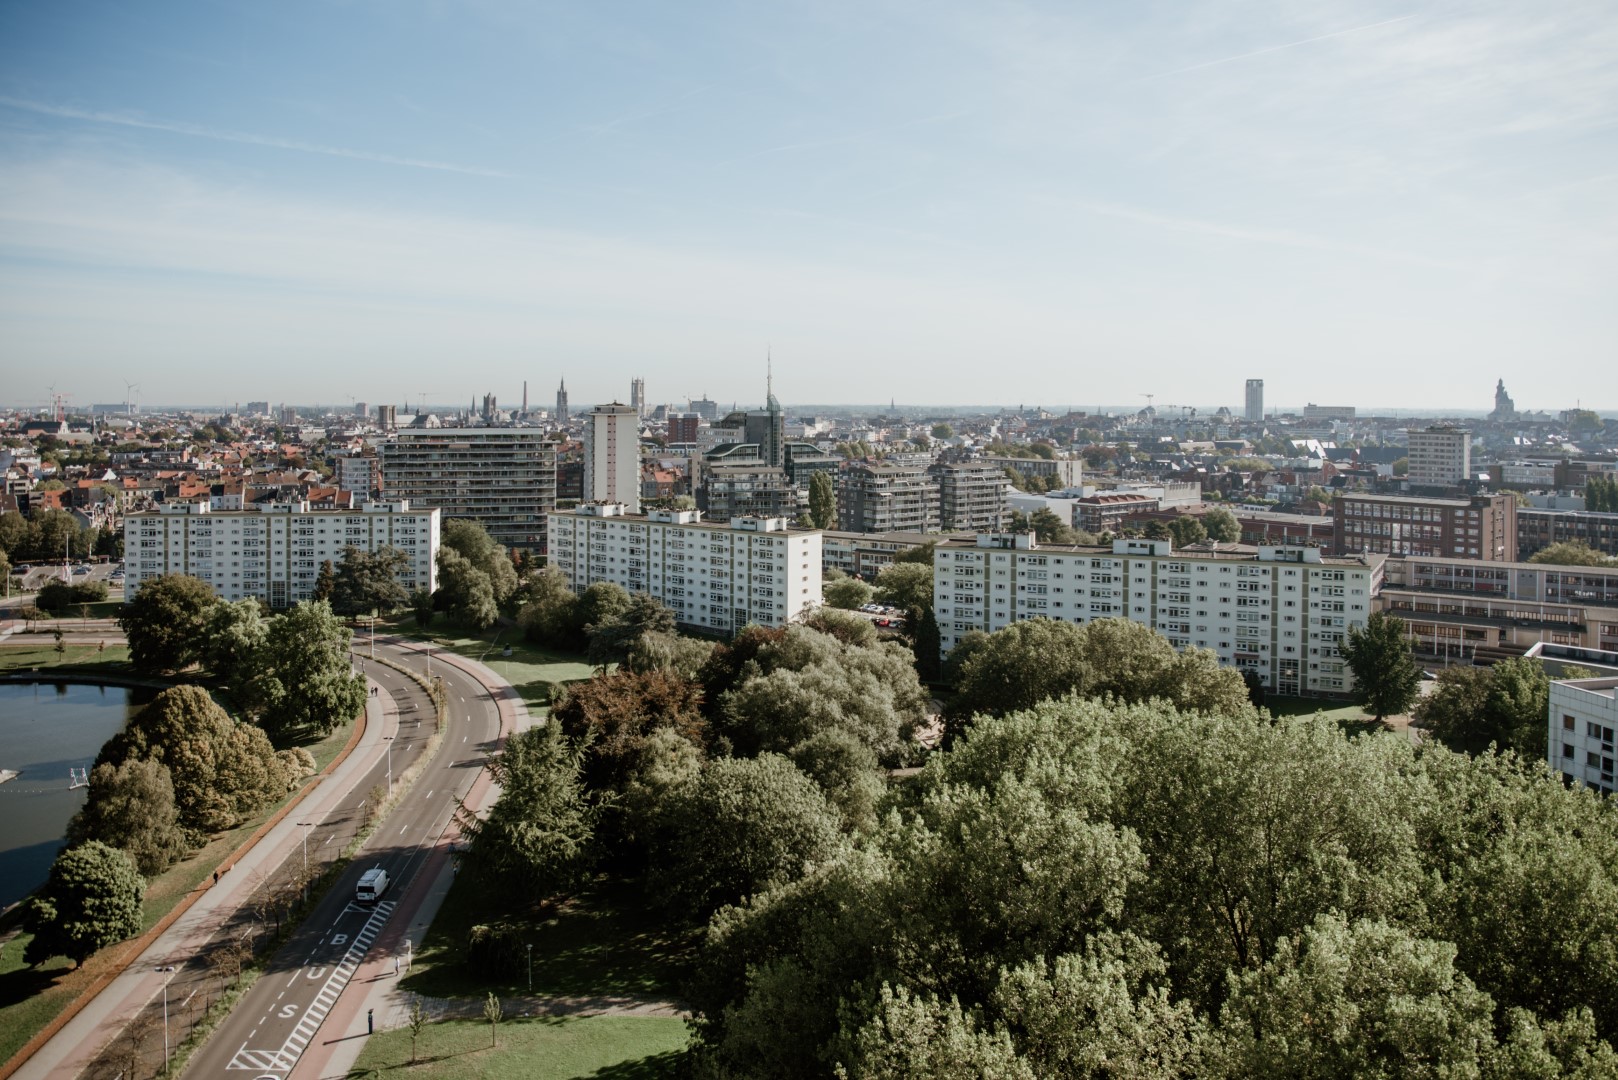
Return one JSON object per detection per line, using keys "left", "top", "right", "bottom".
{"left": 166, "top": 641, "right": 502, "bottom": 1080}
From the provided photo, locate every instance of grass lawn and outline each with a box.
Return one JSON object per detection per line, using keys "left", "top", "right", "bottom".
{"left": 348, "top": 1014, "right": 687, "bottom": 1079}
{"left": 0, "top": 643, "right": 133, "bottom": 675}
{"left": 1264, "top": 696, "right": 1390, "bottom": 736}
{"left": 376, "top": 617, "right": 596, "bottom": 710}
{"left": 402, "top": 876, "right": 698, "bottom": 1003}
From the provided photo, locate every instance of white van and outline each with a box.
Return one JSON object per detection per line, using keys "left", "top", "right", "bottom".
{"left": 356, "top": 867, "right": 390, "bottom": 904}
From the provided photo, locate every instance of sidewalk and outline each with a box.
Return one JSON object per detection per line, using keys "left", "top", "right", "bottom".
{"left": 9, "top": 678, "right": 400, "bottom": 1080}
{"left": 293, "top": 646, "right": 531, "bottom": 1080}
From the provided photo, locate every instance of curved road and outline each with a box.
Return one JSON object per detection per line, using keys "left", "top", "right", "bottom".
{"left": 175, "top": 639, "right": 504, "bottom": 1079}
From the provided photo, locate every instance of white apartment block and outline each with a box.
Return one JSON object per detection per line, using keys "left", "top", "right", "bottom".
{"left": 125, "top": 500, "right": 439, "bottom": 608}
{"left": 934, "top": 534, "right": 1384, "bottom": 696}
{"left": 1407, "top": 426, "right": 1472, "bottom": 489}
{"left": 1551, "top": 677, "right": 1618, "bottom": 797}
{"left": 547, "top": 504, "right": 822, "bottom": 634}
{"left": 585, "top": 403, "right": 641, "bottom": 512}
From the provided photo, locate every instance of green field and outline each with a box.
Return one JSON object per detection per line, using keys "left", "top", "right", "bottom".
{"left": 0, "top": 643, "right": 133, "bottom": 675}
{"left": 402, "top": 875, "right": 697, "bottom": 1003}
{"left": 349, "top": 1015, "right": 687, "bottom": 1079}
{"left": 375, "top": 618, "right": 596, "bottom": 710}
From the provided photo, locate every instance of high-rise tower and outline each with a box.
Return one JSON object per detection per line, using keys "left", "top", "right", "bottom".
{"left": 556, "top": 378, "right": 569, "bottom": 422}
{"left": 630, "top": 377, "right": 645, "bottom": 417}
{"left": 1245, "top": 379, "right": 1264, "bottom": 422}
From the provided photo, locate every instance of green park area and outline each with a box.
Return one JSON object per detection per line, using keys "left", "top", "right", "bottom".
{"left": 376, "top": 616, "right": 597, "bottom": 711}
{"left": 349, "top": 1014, "right": 687, "bottom": 1079}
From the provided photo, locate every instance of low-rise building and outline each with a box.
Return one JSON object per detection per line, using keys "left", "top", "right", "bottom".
{"left": 934, "top": 534, "right": 1383, "bottom": 695}
{"left": 1333, "top": 492, "right": 1516, "bottom": 562}
{"left": 1517, "top": 508, "right": 1618, "bottom": 560}
{"left": 547, "top": 503, "right": 822, "bottom": 633}
{"left": 1074, "top": 493, "right": 1157, "bottom": 534}
{"left": 821, "top": 529, "right": 950, "bottom": 580}
{"left": 124, "top": 499, "right": 439, "bottom": 608}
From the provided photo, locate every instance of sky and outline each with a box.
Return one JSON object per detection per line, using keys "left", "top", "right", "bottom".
{"left": 1, "top": 0, "right": 1615, "bottom": 414}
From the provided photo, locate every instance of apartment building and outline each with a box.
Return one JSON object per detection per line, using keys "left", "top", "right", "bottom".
{"left": 1518, "top": 508, "right": 1618, "bottom": 559}
{"left": 1378, "top": 554, "right": 1618, "bottom": 660}
{"left": 838, "top": 462, "right": 940, "bottom": 534}
{"left": 547, "top": 503, "right": 822, "bottom": 633}
{"left": 1074, "top": 493, "right": 1157, "bottom": 534}
{"left": 821, "top": 529, "right": 947, "bottom": 580}
{"left": 1406, "top": 426, "right": 1472, "bottom": 489}
{"left": 585, "top": 403, "right": 641, "bottom": 512}
{"left": 929, "top": 461, "right": 1010, "bottom": 532}
{"left": 380, "top": 428, "right": 557, "bottom": 550}
{"left": 979, "top": 456, "right": 1083, "bottom": 488}
{"left": 699, "top": 463, "right": 798, "bottom": 521}
{"left": 1333, "top": 492, "right": 1516, "bottom": 561}
{"left": 334, "top": 452, "right": 381, "bottom": 497}
{"left": 934, "top": 534, "right": 1384, "bottom": 695}
{"left": 1245, "top": 379, "right": 1264, "bottom": 422}
{"left": 1550, "top": 676, "right": 1618, "bottom": 797}
{"left": 124, "top": 499, "right": 439, "bottom": 608}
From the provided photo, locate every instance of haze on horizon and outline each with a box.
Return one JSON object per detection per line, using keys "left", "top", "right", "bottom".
{"left": 2, "top": 1, "right": 1614, "bottom": 413}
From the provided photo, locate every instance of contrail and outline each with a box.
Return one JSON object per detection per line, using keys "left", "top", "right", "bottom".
{"left": 1135, "top": 13, "right": 1420, "bottom": 83}
{"left": 0, "top": 96, "right": 513, "bottom": 177}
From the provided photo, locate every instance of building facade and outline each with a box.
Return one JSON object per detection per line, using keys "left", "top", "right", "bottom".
{"left": 1245, "top": 379, "right": 1264, "bottom": 422}
{"left": 630, "top": 377, "right": 646, "bottom": 416}
{"left": 381, "top": 428, "right": 558, "bottom": 550}
{"left": 1406, "top": 426, "right": 1472, "bottom": 489}
{"left": 335, "top": 452, "right": 381, "bottom": 497}
{"left": 838, "top": 462, "right": 940, "bottom": 534}
{"left": 1550, "top": 676, "right": 1618, "bottom": 797}
{"left": 547, "top": 504, "right": 822, "bottom": 633}
{"left": 1518, "top": 508, "right": 1618, "bottom": 560}
{"left": 934, "top": 534, "right": 1383, "bottom": 695}
{"left": 1333, "top": 492, "right": 1516, "bottom": 562}
{"left": 124, "top": 499, "right": 439, "bottom": 608}
{"left": 930, "top": 461, "right": 1010, "bottom": 532}
{"left": 585, "top": 403, "right": 641, "bottom": 512}
{"left": 698, "top": 463, "right": 798, "bottom": 521}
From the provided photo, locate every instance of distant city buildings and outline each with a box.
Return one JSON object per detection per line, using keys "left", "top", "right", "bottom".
{"left": 1406, "top": 425, "right": 1472, "bottom": 489}
{"left": 124, "top": 499, "right": 439, "bottom": 608}
{"left": 584, "top": 403, "right": 641, "bottom": 512}
{"left": 381, "top": 427, "right": 557, "bottom": 550}
{"left": 1491, "top": 379, "right": 1517, "bottom": 423}
{"left": 548, "top": 503, "right": 822, "bottom": 632}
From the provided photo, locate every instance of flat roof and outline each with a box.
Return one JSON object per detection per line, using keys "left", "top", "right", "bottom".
{"left": 933, "top": 536, "right": 1379, "bottom": 566}
{"left": 1336, "top": 492, "right": 1481, "bottom": 508}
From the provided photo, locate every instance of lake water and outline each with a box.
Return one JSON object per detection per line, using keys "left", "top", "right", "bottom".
{"left": 0, "top": 682, "right": 153, "bottom": 910}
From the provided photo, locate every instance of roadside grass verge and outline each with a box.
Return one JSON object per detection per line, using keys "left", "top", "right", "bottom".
{"left": 348, "top": 1014, "right": 688, "bottom": 1079}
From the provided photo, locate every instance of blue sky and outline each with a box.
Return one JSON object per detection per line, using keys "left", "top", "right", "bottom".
{"left": 1, "top": 0, "right": 1614, "bottom": 412}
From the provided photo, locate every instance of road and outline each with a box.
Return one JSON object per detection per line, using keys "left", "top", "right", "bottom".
{"left": 175, "top": 639, "right": 502, "bottom": 1079}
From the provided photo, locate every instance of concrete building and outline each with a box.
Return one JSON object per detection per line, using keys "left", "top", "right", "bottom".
{"left": 547, "top": 503, "right": 822, "bottom": 633}
{"left": 1518, "top": 508, "right": 1618, "bottom": 560}
{"left": 124, "top": 499, "right": 439, "bottom": 608}
{"left": 698, "top": 463, "right": 797, "bottom": 521}
{"left": 1074, "top": 493, "right": 1157, "bottom": 534}
{"left": 1406, "top": 425, "right": 1472, "bottom": 489}
{"left": 381, "top": 428, "right": 558, "bottom": 550}
{"left": 585, "top": 403, "right": 641, "bottom": 512}
{"left": 668, "top": 413, "right": 700, "bottom": 445}
{"left": 1378, "top": 554, "right": 1618, "bottom": 661}
{"left": 980, "top": 456, "right": 1083, "bottom": 489}
{"left": 334, "top": 452, "right": 381, "bottom": 497}
{"left": 1245, "top": 379, "right": 1264, "bottom": 422}
{"left": 1550, "top": 676, "right": 1618, "bottom": 796}
{"left": 934, "top": 534, "right": 1383, "bottom": 695}
{"left": 1333, "top": 492, "right": 1516, "bottom": 562}
{"left": 822, "top": 529, "right": 947, "bottom": 580}
{"left": 1303, "top": 404, "right": 1355, "bottom": 421}
{"left": 930, "top": 461, "right": 1010, "bottom": 532}
{"left": 838, "top": 462, "right": 940, "bottom": 534}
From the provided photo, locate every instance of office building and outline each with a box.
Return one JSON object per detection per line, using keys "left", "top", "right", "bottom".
{"left": 980, "top": 456, "right": 1083, "bottom": 489}
{"left": 1303, "top": 404, "right": 1355, "bottom": 421}
{"left": 124, "top": 500, "right": 438, "bottom": 608}
{"left": 690, "top": 396, "right": 719, "bottom": 421}
{"left": 1245, "top": 379, "right": 1264, "bottom": 422}
{"left": 930, "top": 461, "right": 1010, "bottom": 531}
{"left": 381, "top": 428, "right": 558, "bottom": 550}
{"left": 1551, "top": 675, "right": 1618, "bottom": 797}
{"left": 1333, "top": 492, "right": 1516, "bottom": 562}
{"left": 1406, "top": 426, "right": 1472, "bottom": 489}
{"left": 1379, "top": 554, "right": 1618, "bottom": 660}
{"left": 838, "top": 462, "right": 940, "bottom": 534}
{"left": 1518, "top": 508, "right": 1618, "bottom": 560}
{"left": 548, "top": 503, "right": 822, "bottom": 633}
{"left": 585, "top": 403, "right": 641, "bottom": 512}
{"left": 935, "top": 534, "right": 1383, "bottom": 696}
{"left": 823, "top": 529, "right": 951, "bottom": 580}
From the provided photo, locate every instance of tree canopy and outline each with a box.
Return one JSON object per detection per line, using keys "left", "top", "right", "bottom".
{"left": 1529, "top": 541, "right": 1616, "bottom": 567}
{"left": 119, "top": 573, "right": 219, "bottom": 673}
{"left": 330, "top": 544, "right": 411, "bottom": 616}
{"left": 66, "top": 758, "right": 189, "bottom": 876}
{"left": 247, "top": 600, "right": 366, "bottom": 739}
{"left": 24, "top": 841, "right": 145, "bottom": 968}
{"left": 1340, "top": 611, "right": 1423, "bottom": 720}
{"left": 1415, "top": 657, "right": 1551, "bottom": 758}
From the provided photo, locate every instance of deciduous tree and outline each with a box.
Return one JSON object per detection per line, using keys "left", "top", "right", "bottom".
{"left": 118, "top": 573, "right": 219, "bottom": 673}
{"left": 66, "top": 758, "right": 189, "bottom": 875}
{"left": 248, "top": 600, "right": 366, "bottom": 739}
{"left": 1340, "top": 611, "right": 1422, "bottom": 720}
{"left": 24, "top": 841, "right": 144, "bottom": 968}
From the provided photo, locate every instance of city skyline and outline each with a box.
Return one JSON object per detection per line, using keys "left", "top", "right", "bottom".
{"left": 3, "top": 1, "right": 1615, "bottom": 408}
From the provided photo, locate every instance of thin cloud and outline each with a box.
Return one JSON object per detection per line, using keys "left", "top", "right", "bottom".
{"left": 721, "top": 109, "right": 971, "bottom": 165}
{"left": 1134, "top": 13, "right": 1421, "bottom": 83}
{"left": 0, "top": 96, "right": 513, "bottom": 178}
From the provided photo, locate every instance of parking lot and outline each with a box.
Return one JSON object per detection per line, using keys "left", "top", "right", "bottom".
{"left": 6, "top": 559, "right": 123, "bottom": 595}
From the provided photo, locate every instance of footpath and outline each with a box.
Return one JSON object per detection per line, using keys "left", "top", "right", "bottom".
{"left": 292, "top": 643, "right": 536, "bottom": 1080}
{"left": 8, "top": 678, "right": 399, "bottom": 1080}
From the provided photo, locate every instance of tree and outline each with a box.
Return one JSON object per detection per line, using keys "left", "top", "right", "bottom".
{"left": 484, "top": 992, "right": 503, "bottom": 1047}
{"left": 1529, "top": 541, "right": 1614, "bottom": 567}
{"left": 410, "top": 587, "right": 435, "bottom": 629}
{"left": 330, "top": 545, "right": 410, "bottom": 616}
{"left": 248, "top": 600, "right": 367, "bottom": 739}
{"left": 931, "top": 423, "right": 955, "bottom": 440}
{"left": 118, "top": 573, "right": 219, "bottom": 674}
{"left": 624, "top": 630, "right": 716, "bottom": 680}
{"left": 808, "top": 470, "right": 838, "bottom": 530}
{"left": 204, "top": 598, "right": 268, "bottom": 685}
{"left": 875, "top": 562, "right": 933, "bottom": 625}
{"left": 824, "top": 576, "right": 874, "bottom": 610}
{"left": 1028, "top": 508, "right": 1073, "bottom": 545}
{"left": 647, "top": 754, "right": 841, "bottom": 918}
{"left": 23, "top": 841, "right": 144, "bottom": 968}
{"left": 1203, "top": 508, "right": 1241, "bottom": 543}
{"left": 408, "top": 995, "right": 428, "bottom": 1064}
{"left": 801, "top": 608, "right": 879, "bottom": 649}
{"left": 1339, "top": 612, "right": 1422, "bottom": 720}
{"left": 442, "top": 518, "right": 519, "bottom": 604}
{"left": 1415, "top": 657, "right": 1550, "bottom": 758}
{"left": 66, "top": 758, "right": 189, "bottom": 875}
{"left": 312, "top": 559, "right": 336, "bottom": 602}
{"left": 1167, "top": 517, "right": 1207, "bottom": 549}
{"left": 436, "top": 548, "right": 499, "bottom": 631}
{"left": 586, "top": 592, "right": 677, "bottom": 669}
{"left": 552, "top": 668, "right": 707, "bottom": 795}
{"left": 516, "top": 566, "right": 581, "bottom": 647}
{"left": 457, "top": 726, "right": 598, "bottom": 900}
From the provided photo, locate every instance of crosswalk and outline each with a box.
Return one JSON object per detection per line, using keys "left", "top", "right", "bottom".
{"left": 227, "top": 901, "right": 395, "bottom": 1073}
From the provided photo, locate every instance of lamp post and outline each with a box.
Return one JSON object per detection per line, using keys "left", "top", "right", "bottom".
{"left": 297, "top": 821, "right": 315, "bottom": 901}
{"left": 527, "top": 943, "right": 533, "bottom": 992}
{"left": 155, "top": 964, "right": 179, "bottom": 1073}
{"left": 383, "top": 736, "right": 395, "bottom": 789}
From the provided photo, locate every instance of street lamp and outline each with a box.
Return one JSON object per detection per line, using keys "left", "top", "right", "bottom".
{"left": 296, "top": 821, "right": 315, "bottom": 902}
{"left": 527, "top": 943, "right": 533, "bottom": 992}
{"left": 154, "top": 964, "right": 179, "bottom": 1073}
{"left": 383, "top": 736, "right": 395, "bottom": 789}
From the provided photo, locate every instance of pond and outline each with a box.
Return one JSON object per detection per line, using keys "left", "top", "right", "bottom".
{"left": 0, "top": 682, "right": 153, "bottom": 910}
